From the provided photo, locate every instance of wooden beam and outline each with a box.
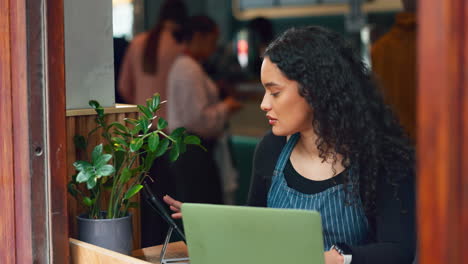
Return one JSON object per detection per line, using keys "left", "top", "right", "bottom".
{"left": 0, "top": 0, "right": 17, "bottom": 262}
{"left": 45, "top": 0, "right": 70, "bottom": 261}
{"left": 418, "top": 0, "right": 467, "bottom": 262}
{"left": 10, "top": 0, "right": 33, "bottom": 262}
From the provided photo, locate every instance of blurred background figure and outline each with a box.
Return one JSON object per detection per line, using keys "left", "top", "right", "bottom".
{"left": 117, "top": 0, "right": 189, "bottom": 248}
{"left": 113, "top": 36, "right": 129, "bottom": 103}
{"left": 167, "top": 15, "right": 242, "bottom": 205}
{"left": 246, "top": 17, "right": 274, "bottom": 76}
{"left": 371, "top": 0, "right": 417, "bottom": 141}
{"left": 118, "top": 0, "right": 187, "bottom": 121}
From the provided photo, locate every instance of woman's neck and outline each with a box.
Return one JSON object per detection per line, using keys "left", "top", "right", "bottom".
{"left": 184, "top": 46, "right": 203, "bottom": 62}
{"left": 297, "top": 130, "right": 320, "bottom": 158}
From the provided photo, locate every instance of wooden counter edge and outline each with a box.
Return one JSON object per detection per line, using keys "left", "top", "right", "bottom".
{"left": 69, "top": 238, "right": 152, "bottom": 264}
{"left": 131, "top": 241, "right": 187, "bottom": 259}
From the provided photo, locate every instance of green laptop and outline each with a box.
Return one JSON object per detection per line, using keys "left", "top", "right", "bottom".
{"left": 181, "top": 203, "right": 325, "bottom": 264}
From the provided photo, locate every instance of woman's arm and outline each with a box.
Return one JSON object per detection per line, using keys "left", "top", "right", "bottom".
{"left": 246, "top": 142, "right": 269, "bottom": 207}
{"left": 347, "top": 171, "right": 416, "bottom": 264}
{"left": 246, "top": 131, "right": 286, "bottom": 206}
{"left": 117, "top": 41, "right": 136, "bottom": 104}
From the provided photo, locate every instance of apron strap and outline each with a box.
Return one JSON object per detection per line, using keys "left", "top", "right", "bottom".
{"left": 273, "top": 133, "right": 300, "bottom": 173}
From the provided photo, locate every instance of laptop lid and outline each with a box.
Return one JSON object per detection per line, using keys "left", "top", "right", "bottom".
{"left": 181, "top": 203, "right": 324, "bottom": 264}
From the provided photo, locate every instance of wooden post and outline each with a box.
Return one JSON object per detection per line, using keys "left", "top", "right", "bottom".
{"left": 418, "top": 0, "right": 467, "bottom": 262}
{"left": 0, "top": 0, "right": 69, "bottom": 262}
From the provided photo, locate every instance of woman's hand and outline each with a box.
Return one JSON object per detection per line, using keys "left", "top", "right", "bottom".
{"left": 324, "top": 249, "right": 344, "bottom": 264}
{"left": 163, "top": 195, "right": 183, "bottom": 219}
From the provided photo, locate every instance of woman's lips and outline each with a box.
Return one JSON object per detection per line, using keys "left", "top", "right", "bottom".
{"left": 267, "top": 115, "right": 277, "bottom": 125}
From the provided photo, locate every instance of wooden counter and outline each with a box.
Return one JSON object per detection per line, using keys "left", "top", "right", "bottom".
{"left": 132, "top": 241, "right": 188, "bottom": 263}
{"left": 70, "top": 238, "right": 188, "bottom": 264}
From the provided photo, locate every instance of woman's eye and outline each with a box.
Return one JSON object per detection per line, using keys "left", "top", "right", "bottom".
{"left": 271, "top": 92, "right": 280, "bottom": 97}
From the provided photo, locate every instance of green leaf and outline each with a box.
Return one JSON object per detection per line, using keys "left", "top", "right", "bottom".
{"left": 96, "top": 164, "right": 115, "bottom": 177}
{"left": 124, "top": 118, "right": 139, "bottom": 126}
{"left": 139, "top": 116, "right": 150, "bottom": 134}
{"left": 143, "top": 151, "right": 157, "bottom": 171}
{"left": 112, "top": 137, "right": 128, "bottom": 147}
{"left": 89, "top": 100, "right": 104, "bottom": 118}
{"left": 131, "top": 124, "right": 142, "bottom": 135}
{"left": 137, "top": 105, "right": 153, "bottom": 119}
{"left": 86, "top": 177, "right": 97, "bottom": 189}
{"left": 146, "top": 98, "right": 152, "bottom": 110}
{"left": 103, "top": 144, "right": 113, "bottom": 154}
{"left": 184, "top": 135, "right": 201, "bottom": 145}
{"left": 124, "top": 184, "right": 143, "bottom": 200}
{"left": 113, "top": 130, "right": 131, "bottom": 138}
{"left": 73, "top": 161, "right": 92, "bottom": 171}
{"left": 94, "top": 153, "right": 112, "bottom": 168}
{"left": 113, "top": 150, "right": 125, "bottom": 172}
{"left": 130, "top": 138, "right": 144, "bottom": 152}
{"left": 73, "top": 135, "right": 87, "bottom": 150}
{"left": 178, "top": 141, "right": 187, "bottom": 154}
{"left": 97, "top": 107, "right": 105, "bottom": 117}
{"left": 157, "top": 118, "right": 168, "bottom": 130}
{"left": 169, "top": 144, "right": 180, "bottom": 162}
{"left": 89, "top": 100, "right": 100, "bottom": 109}
{"left": 91, "top": 144, "right": 103, "bottom": 164}
{"left": 151, "top": 94, "right": 161, "bottom": 112}
{"left": 83, "top": 197, "right": 94, "bottom": 207}
{"left": 155, "top": 138, "right": 170, "bottom": 157}
{"left": 120, "top": 168, "right": 132, "bottom": 184}
{"left": 68, "top": 182, "right": 78, "bottom": 197}
{"left": 110, "top": 122, "right": 129, "bottom": 133}
{"left": 148, "top": 133, "right": 160, "bottom": 152}
{"left": 76, "top": 169, "right": 92, "bottom": 182}
{"left": 171, "top": 127, "right": 186, "bottom": 138}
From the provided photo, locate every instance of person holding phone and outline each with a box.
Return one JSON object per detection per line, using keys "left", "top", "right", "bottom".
{"left": 164, "top": 26, "right": 415, "bottom": 264}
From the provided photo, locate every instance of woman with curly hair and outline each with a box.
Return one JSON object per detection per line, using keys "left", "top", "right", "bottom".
{"left": 164, "top": 26, "right": 415, "bottom": 264}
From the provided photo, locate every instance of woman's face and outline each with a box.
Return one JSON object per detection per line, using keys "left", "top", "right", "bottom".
{"left": 260, "top": 57, "right": 313, "bottom": 136}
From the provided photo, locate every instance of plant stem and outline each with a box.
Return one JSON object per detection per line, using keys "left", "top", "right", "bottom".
{"left": 157, "top": 131, "right": 176, "bottom": 142}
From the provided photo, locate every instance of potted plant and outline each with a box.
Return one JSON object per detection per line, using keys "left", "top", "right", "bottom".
{"left": 67, "top": 93, "right": 202, "bottom": 254}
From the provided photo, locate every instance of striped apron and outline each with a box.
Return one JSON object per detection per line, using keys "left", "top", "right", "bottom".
{"left": 267, "top": 133, "right": 369, "bottom": 250}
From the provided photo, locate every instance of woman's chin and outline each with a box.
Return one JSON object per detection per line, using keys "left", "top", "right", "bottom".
{"left": 271, "top": 127, "right": 289, "bottom": 137}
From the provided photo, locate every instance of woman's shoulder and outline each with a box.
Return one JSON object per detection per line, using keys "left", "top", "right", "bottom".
{"left": 172, "top": 55, "right": 202, "bottom": 72}
{"left": 129, "top": 32, "right": 149, "bottom": 47}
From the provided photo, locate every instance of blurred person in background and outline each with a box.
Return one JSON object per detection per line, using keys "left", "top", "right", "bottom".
{"left": 167, "top": 15, "right": 242, "bottom": 205}
{"left": 371, "top": 0, "right": 417, "bottom": 141}
{"left": 118, "top": 0, "right": 187, "bottom": 122}
{"left": 247, "top": 17, "right": 274, "bottom": 76}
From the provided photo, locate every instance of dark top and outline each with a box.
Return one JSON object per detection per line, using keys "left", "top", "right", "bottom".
{"left": 247, "top": 131, "right": 416, "bottom": 264}
{"left": 284, "top": 159, "right": 344, "bottom": 194}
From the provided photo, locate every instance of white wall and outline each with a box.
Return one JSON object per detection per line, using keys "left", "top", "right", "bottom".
{"left": 64, "top": 0, "right": 115, "bottom": 109}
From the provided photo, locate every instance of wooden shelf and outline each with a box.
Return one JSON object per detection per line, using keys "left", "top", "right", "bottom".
{"left": 66, "top": 104, "right": 139, "bottom": 117}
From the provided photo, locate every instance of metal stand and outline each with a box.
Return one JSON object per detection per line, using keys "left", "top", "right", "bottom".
{"left": 160, "top": 226, "right": 190, "bottom": 264}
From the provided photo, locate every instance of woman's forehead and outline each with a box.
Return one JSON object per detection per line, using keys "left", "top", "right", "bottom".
{"left": 261, "top": 58, "right": 289, "bottom": 83}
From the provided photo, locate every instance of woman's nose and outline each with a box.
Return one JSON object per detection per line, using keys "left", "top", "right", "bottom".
{"left": 260, "top": 93, "right": 271, "bottom": 112}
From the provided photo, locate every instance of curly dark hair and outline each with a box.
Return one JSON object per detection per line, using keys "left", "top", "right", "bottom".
{"left": 264, "top": 26, "right": 415, "bottom": 214}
